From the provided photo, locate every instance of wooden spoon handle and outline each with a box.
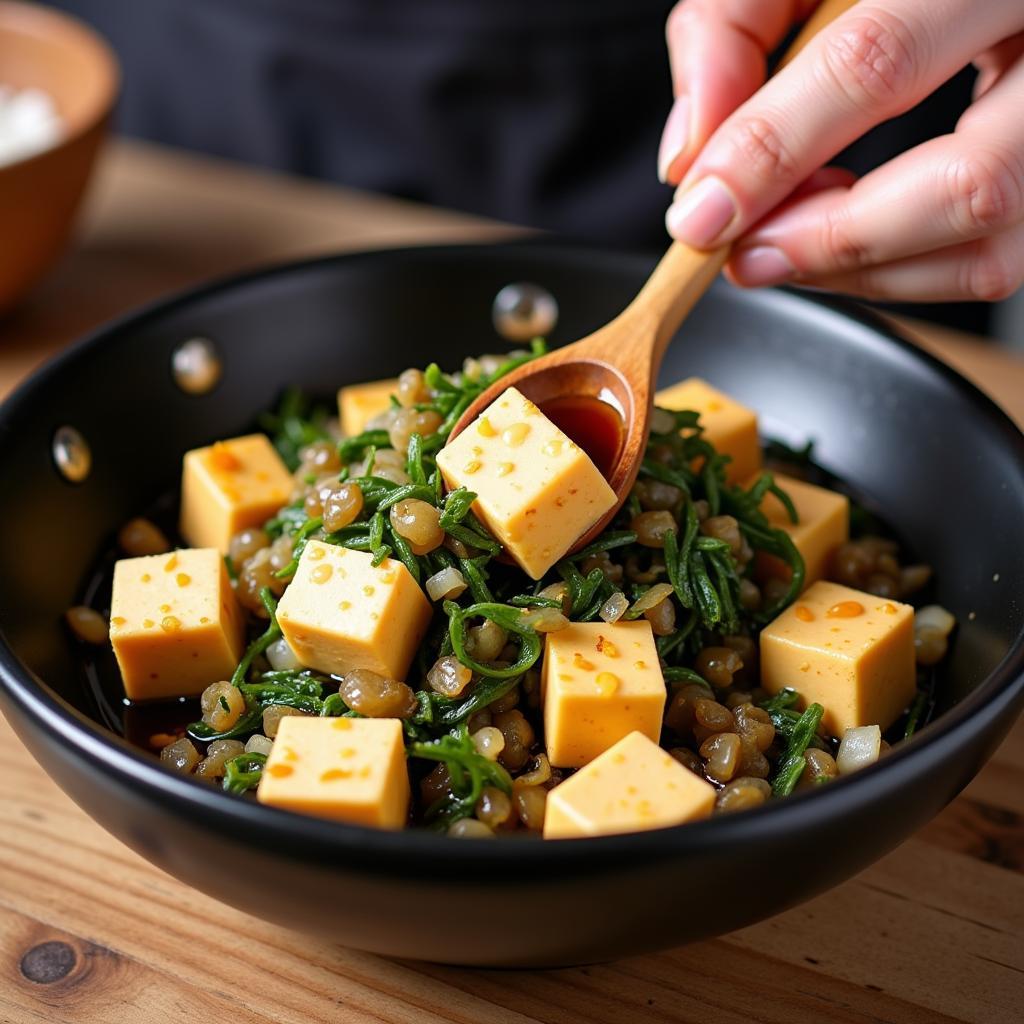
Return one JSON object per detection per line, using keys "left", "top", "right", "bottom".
{"left": 614, "top": 0, "right": 860, "bottom": 368}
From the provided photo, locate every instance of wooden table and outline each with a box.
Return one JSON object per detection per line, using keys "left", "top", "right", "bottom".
{"left": 1, "top": 140, "right": 1022, "bottom": 1024}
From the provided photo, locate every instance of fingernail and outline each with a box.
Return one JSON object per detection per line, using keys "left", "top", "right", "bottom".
{"left": 666, "top": 176, "right": 737, "bottom": 247}
{"left": 657, "top": 95, "right": 690, "bottom": 184}
{"left": 730, "top": 245, "right": 795, "bottom": 287}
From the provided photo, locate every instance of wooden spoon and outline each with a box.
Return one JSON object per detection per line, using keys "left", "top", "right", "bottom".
{"left": 449, "top": 0, "right": 857, "bottom": 550}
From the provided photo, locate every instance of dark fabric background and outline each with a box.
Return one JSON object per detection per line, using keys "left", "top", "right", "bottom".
{"left": 52, "top": 0, "right": 988, "bottom": 332}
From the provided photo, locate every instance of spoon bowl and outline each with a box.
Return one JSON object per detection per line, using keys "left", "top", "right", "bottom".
{"left": 450, "top": 243, "right": 728, "bottom": 548}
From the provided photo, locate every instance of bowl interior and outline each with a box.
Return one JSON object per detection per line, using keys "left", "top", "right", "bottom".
{"left": 0, "top": 0, "right": 117, "bottom": 142}
{"left": 0, "top": 242, "right": 1022, "bottom": 747}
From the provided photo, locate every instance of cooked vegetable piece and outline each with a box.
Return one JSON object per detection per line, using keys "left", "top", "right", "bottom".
{"left": 256, "top": 716, "right": 410, "bottom": 828}
{"left": 759, "top": 580, "right": 915, "bottom": 736}
{"left": 110, "top": 548, "right": 244, "bottom": 699}
{"left": 276, "top": 541, "right": 431, "bottom": 681}
{"left": 544, "top": 731, "right": 715, "bottom": 839}
{"left": 542, "top": 620, "right": 666, "bottom": 768}
{"left": 654, "top": 377, "right": 761, "bottom": 484}
{"left": 181, "top": 434, "right": 293, "bottom": 552}
{"left": 436, "top": 386, "right": 616, "bottom": 579}
{"left": 836, "top": 724, "right": 882, "bottom": 774}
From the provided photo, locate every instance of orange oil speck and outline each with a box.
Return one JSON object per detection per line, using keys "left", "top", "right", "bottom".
{"left": 573, "top": 653, "right": 595, "bottom": 671}
{"left": 476, "top": 417, "right": 496, "bottom": 438}
{"left": 594, "top": 672, "right": 619, "bottom": 696}
{"left": 267, "top": 763, "right": 293, "bottom": 778}
{"left": 362, "top": 585, "right": 375, "bottom": 597}
{"left": 320, "top": 768, "right": 352, "bottom": 782}
{"left": 143, "top": 619, "right": 155, "bottom": 629}
{"left": 311, "top": 564, "right": 333, "bottom": 584}
{"left": 164, "top": 554, "right": 178, "bottom": 572}
{"left": 497, "top": 462, "right": 514, "bottom": 476}
{"left": 502, "top": 422, "right": 530, "bottom": 447}
{"left": 827, "top": 600, "right": 865, "bottom": 618}
{"left": 176, "top": 573, "right": 191, "bottom": 587}
{"left": 208, "top": 443, "right": 241, "bottom": 472}
{"left": 795, "top": 605, "right": 815, "bottom": 622}
{"left": 463, "top": 460, "right": 482, "bottom": 475}
{"left": 333, "top": 718, "right": 352, "bottom": 730}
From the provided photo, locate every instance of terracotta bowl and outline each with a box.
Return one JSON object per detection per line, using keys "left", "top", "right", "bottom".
{"left": 0, "top": 1, "right": 118, "bottom": 313}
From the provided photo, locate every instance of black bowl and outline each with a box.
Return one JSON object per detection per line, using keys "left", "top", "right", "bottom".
{"left": 1, "top": 242, "right": 1022, "bottom": 967}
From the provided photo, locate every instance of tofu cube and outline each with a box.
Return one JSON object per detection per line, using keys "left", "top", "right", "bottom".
{"left": 436, "top": 387, "right": 616, "bottom": 579}
{"left": 655, "top": 377, "right": 761, "bottom": 484}
{"left": 544, "top": 731, "right": 716, "bottom": 839}
{"left": 180, "top": 434, "right": 293, "bottom": 552}
{"left": 751, "top": 472, "right": 849, "bottom": 587}
{"left": 337, "top": 378, "right": 397, "bottom": 438}
{"left": 110, "top": 549, "right": 245, "bottom": 700}
{"left": 257, "top": 716, "right": 410, "bottom": 828}
{"left": 760, "top": 580, "right": 915, "bottom": 736}
{"left": 542, "top": 620, "right": 666, "bottom": 768}
{"left": 275, "top": 540, "right": 431, "bottom": 680}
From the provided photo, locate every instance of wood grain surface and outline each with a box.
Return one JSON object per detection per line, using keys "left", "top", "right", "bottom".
{"left": 1, "top": 140, "right": 1022, "bottom": 1024}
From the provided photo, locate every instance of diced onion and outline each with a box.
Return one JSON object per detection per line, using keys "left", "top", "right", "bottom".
{"left": 915, "top": 604, "right": 956, "bottom": 637}
{"left": 519, "top": 608, "right": 570, "bottom": 633}
{"left": 629, "top": 582, "right": 675, "bottom": 616}
{"left": 266, "top": 637, "right": 302, "bottom": 671}
{"left": 426, "top": 566, "right": 468, "bottom": 602}
{"left": 836, "top": 725, "right": 882, "bottom": 775}
{"left": 600, "top": 592, "right": 629, "bottom": 623}
{"left": 538, "top": 581, "right": 570, "bottom": 614}
{"left": 650, "top": 408, "right": 677, "bottom": 435}
{"left": 245, "top": 734, "right": 274, "bottom": 756}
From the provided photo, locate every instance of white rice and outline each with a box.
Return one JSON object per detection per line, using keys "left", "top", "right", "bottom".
{"left": 0, "top": 84, "right": 64, "bottom": 168}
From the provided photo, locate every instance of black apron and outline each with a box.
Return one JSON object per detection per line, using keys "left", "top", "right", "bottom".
{"left": 53, "top": 0, "right": 985, "bottom": 330}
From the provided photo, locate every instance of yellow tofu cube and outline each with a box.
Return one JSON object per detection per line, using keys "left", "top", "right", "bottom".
{"left": 760, "top": 580, "right": 915, "bottom": 737}
{"left": 436, "top": 387, "right": 617, "bottom": 580}
{"left": 655, "top": 377, "right": 761, "bottom": 484}
{"left": 337, "top": 378, "right": 398, "bottom": 438}
{"left": 109, "top": 549, "right": 245, "bottom": 700}
{"left": 275, "top": 540, "right": 431, "bottom": 680}
{"left": 542, "top": 620, "right": 666, "bottom": 768}
{"left": 257, "top": 716, "right": 410, "bottom": 828}
{"left": 544, "top": 731, "right": 716, "bottom": 839}
{"left": 751, "top": 472, "right": 849, "bottom": 587}
{"left": 180, "top": 434, "right": 293, "bottom": 552}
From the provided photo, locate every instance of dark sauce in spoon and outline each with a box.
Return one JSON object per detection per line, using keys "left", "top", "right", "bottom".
{"left": 538, "top": 395, "right": 624, "bottom": 480}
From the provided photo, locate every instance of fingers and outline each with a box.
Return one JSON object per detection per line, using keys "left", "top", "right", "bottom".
{"left": 727, "top": 54, "right": 1024, "bottom": 285}
{"left": 791, "top": 222, "right": 1024, "bottom": 302}
{"left": 973, "top": 30, "right": 1024, "bottom": 100}
{"left": 659, "top": 0, "right": 815, "bottom": 185}
{"left": 666, "top": 0, "right": 1024, "bottom": 249}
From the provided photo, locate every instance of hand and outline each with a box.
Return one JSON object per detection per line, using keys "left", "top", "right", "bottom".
{"left": 659, "top": 0, "right": 1024, "bottom": 302}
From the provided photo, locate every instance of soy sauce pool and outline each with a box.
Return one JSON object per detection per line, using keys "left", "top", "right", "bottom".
{"left": 538, "top": 394, "right": 624, "bottom": 480}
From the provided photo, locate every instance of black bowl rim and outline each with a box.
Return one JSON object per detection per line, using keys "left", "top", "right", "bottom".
{"left": 1, "top": 239, "right": 1023, "bottom": 877}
